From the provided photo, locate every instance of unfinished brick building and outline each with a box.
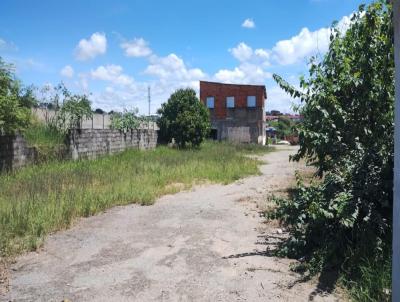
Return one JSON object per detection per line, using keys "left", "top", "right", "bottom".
{"left": 199, "top": 81, "right": 267, "bottom": 145}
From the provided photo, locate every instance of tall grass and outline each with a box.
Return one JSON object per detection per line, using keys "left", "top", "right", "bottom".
{"left": 0, "top": 141, "right": 271, "bottom": 257}
{"left": 344, "top": 257, "right": 392, "bottom": 302}
{"left": 23, "top": 122, "right": 66, "bottom": 161}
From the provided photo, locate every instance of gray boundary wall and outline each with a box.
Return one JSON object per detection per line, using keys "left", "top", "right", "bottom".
{"left": 32, "top": 108, "right": 158, "bottom": 130}
{"left": 68, "top": 129, "right": 157, "bottom": 160}
{"left": 0, "top": 134, "right": 37, "bottom": 171}
{"left": 0, "top": 129, "right": 158, "bottom": 172}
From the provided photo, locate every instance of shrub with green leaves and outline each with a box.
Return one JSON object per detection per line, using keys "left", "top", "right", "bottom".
{"left": 0, "top": 57, "right": 36, "bottom": 134}
{"left": 269, "top": 116, "right": 298, "bottom": 139}
{"left": 271, "top": 1, "right": 393, "bottom": 300}
{"left": 157, "top": 88, "right": 210, "bottom": 148}
{"left": 110, "top": 108, "right": 141, "bottom": 131}
{"left": 54, "top": 83, "right": 93, "bottom": 131}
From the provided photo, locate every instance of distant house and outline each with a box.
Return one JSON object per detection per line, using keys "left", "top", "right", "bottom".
{"left": 199, "top": 81, "right": 267, "bottom": 145}
{"left": 266, "top": 114, "right": 303, "bottom": 123}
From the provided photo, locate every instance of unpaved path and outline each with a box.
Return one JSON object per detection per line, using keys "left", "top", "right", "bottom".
{"left": 4, "top": 146, "right": 341, "bottom": 301}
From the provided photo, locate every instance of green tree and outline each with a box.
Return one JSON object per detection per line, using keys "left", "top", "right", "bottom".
{"left": 50, "top": 83, "right": 93, "bottom": 131}
{"left": 0, "top": 57, "right": 36, "bottom": 134}
{"left": 269, "top": 116, "right": 296, "bottom": 139}
{"left": 110, "top": 108, "right": 141, "bottom": 131}
{"left": 157, "top": 88, "right": 210, "bottom": 148}
{"left": 271, "top": 2, "right": 393, "bottom": 299}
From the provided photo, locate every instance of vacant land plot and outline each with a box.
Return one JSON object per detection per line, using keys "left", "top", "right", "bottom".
{"left": 4, "top": 146, "right": 340, "bottom": 301}
{"left": 0, "top": 142, "right": 270, "bottom": 258}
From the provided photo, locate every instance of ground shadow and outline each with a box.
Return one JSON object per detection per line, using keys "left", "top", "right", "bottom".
{"left": 222, "top": 230, "right": 340, "bottom": 301}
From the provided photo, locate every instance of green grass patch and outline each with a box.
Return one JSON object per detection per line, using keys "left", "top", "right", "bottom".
{"left": 343, "top": 257, "right": 392, "bottom": 302}
{"left": 23, "top": 122, "right": 67, "bottom": 161}
{"left": 0, "top": 141, "right": 272, "bottom": 257}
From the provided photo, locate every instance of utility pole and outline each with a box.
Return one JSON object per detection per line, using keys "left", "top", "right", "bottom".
{"left": 148, "top": 86, "right": 151, "bottom": 130}
{"left": 393, "top": 0, "right": 400, "bottom": 300}
{"left": 148, "top": 86, "right": 151, "bottom": 117}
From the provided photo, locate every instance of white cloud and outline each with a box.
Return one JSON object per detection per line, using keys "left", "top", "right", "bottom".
{"left": 145, "top": 53, "right": 206, "bottom": 84}
{"left": 10, "top": 58, "right": 45, "bottom": 73}
{"left": 266, "top": 85, "right": 301, "bottom": 113}
{"left": 91, "top": 84, "right": 145, "bottom": 112}
{"left": 230, "top": 42, "right": 253, "bottom": 62}
{"left": 214, "top": 63, "right": 271, "bottom": 84}
{"left": 0, "top": 38, "right": 17, "bottom": 51}
{"left": 60, "top": 65, "right": 74, "bottom": 78}
{"left": 121, "top": 38, "right": 152, "bottom": 57}
{"left": 214, "top": 67, "right": 245, "bottom": 84}
{"left": 76, "top": 13, "right": 355, "bottom": 114}
{"left": 214, "top": 42, "right": 271, "bottom": 84}
{"left": 91, "top": 64, "right": 134, "bottom": 87}
{"left": 229, "top": 42, "right": 270, "bottom": 65}
{"left": 75, "top": 32, "right": 107, "bottom": 61}
{"left": 272, "top": 27, "right": 330, "bottom": 65}
{"left": 89, "top": 52, "right": 207, "bottom": 113}
{"left": 75, "top": 73, "right": 89, "bottom": 92}
{"left": 242, "top": 18, "right": 255, "bottom": 29}
{"left": 271, "top": 14, "right": 353, "bottom": 65}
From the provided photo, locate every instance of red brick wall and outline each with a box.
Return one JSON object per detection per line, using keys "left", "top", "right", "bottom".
{"left": 199, "top": 81, "right": 266, "bottom": 119}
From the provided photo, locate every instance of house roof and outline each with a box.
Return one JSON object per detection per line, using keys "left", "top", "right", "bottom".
{"left": 199, "top": 81, "right": 267, "bottom": 99}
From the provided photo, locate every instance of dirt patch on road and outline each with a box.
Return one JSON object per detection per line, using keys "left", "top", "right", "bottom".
{"left": 3, "top": 146, "right": 342, "bottom": 301}
{"left": 0, "top": 259, "right": 9, "bottom": 296}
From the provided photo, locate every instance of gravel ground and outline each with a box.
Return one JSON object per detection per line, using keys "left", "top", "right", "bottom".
{"left": 2, "top": 146, "right": 342, "bottom": 302}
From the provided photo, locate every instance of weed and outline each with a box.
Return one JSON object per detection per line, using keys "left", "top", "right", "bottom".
{"left": 0, "top": 141, "right": 272, "bottom": 257}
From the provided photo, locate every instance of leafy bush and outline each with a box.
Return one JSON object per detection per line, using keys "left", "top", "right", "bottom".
{"left": 110, "top": 108, "right": 142, "bottom": 131}
{"left": 157, "top": 88, "right": 210, "bottom": 148}
{"left": 53, "top": 83, "right": 92, "bottom": 131}
{"left": 0, "top": 57, "right": 36, "bottom": 134}
{"left": 270, "top": 1, "right": 393, "bottom": 299}
{"left": 269, "top": 116, "right": 298, "bottom": 139}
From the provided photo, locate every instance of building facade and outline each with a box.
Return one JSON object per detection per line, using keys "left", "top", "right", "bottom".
{"left": 199, "top": 81, "right": 267, "bottom": 145}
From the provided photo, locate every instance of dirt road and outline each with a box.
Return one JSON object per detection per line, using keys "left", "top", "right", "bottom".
{"left": 4, "top": 146, "right": 341, "bottom": 301}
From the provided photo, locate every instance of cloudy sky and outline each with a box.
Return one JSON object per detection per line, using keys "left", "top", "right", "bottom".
{"left": 0, "top": 0, "right": 369, "bottom": 114}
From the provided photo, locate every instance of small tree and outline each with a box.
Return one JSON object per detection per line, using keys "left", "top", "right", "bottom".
{"left": 110, "top": 108, "right": 141, "bottom": 131}
{"left": 0, "top": 57, "right": 36, "bottom": 134}
{"left": 45, "top": 83, "right": 93, "bottom": 131}
{"left": 157, "top": 88, "right": 210, "bottom": 148}
{"left": 270, "top": 2, "right": 394, "bottom": 299}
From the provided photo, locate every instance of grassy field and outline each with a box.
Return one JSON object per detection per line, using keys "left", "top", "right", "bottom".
{"left": 0, "top": 141, "right": 271, "bottom": 257}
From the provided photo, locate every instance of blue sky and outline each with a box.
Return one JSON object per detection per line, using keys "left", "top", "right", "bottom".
{"left": 0, "top": 0, "right": 370, "bottom": 114}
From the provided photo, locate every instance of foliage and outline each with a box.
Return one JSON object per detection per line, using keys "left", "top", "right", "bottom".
{"left": 24, "top": 120, "right": 66, "bottom": 161}
{"left": 36, "top": 83, "right": 93, "bottom": 132}
{"left": 271, "top": 1, "right": 393, "bottom": 299}
{"left": 0, "top": 95, "right": 31, "bottom": 134}
{"left": 54, "top": 83, "right": 92, "bottom": 131}
{"left": 0, "top": 57, "right": 37, "bottom": 134}
{"left": 157, "top": 88, "right": 210, "bottom": 148}
{"left": 269, "top": 116, "right": 298, "bottom": 139}
{"left": 94, "top": 108, "right": 104, "bottom": 114}
{"left": 110, "top": 108, "right": 142, "bottom": 131}
{"left": 0, "top": 141, "right": 271, "bottom": 257}
{"left": 345, "top": 257, "right": 391, "bottom": 302}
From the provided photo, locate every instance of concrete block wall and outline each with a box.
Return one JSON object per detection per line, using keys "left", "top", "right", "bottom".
{"left": 0, "top": 134, "right": 37, "bottom": 171}
{"left": 68, "top": 129, "right": 158, "bottom": 160}
{"left": 0, "top": 129, "right": 158, "bottom": 172}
